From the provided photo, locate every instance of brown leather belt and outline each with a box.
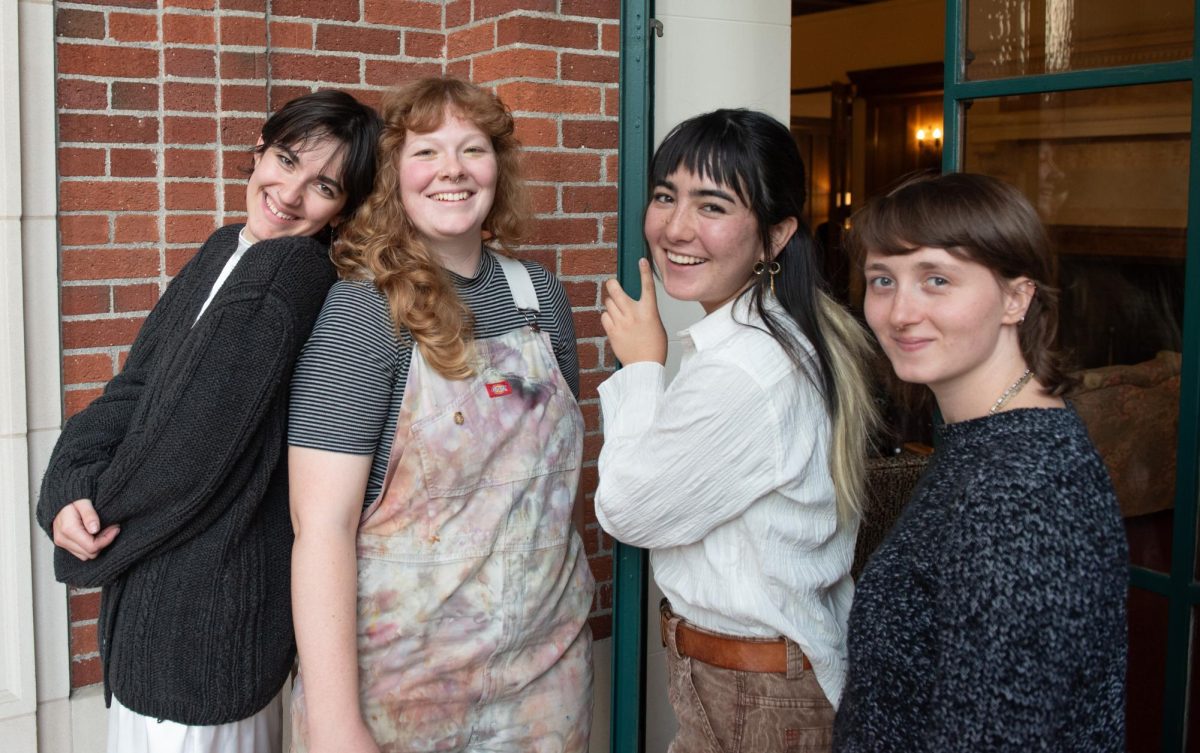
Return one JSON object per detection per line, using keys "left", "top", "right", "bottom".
{"left": 659, "top": 600, "right": 810, "bottom": 674}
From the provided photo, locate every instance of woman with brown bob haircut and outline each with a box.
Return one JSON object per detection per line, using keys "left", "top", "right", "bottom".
{"left": 287, "top": 77, "right": 594, "bottom": 753}
{"left": 834, "top": 172, "right": 1127, "bottom": 751}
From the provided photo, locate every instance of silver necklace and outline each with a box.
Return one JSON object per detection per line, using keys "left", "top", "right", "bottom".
{"left": 989, "top": 368, "right": 1033, "bottom": 415}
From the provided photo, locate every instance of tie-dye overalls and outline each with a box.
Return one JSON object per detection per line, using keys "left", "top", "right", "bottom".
{"left": 293, "top": 256, "right": 594, "bottom": 753}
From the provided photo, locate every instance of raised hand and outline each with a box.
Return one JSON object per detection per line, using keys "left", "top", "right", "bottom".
{"left": 601, "top": 258, "right": 667, "bottom": 366}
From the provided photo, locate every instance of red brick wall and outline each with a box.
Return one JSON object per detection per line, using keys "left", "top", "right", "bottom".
{"left": 56, "top": 0, "right": 619, "bottom": 690}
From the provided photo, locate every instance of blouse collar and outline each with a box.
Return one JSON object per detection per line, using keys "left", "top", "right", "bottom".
{"left": 682, "top": 293, "right": 781, "bottom": 352}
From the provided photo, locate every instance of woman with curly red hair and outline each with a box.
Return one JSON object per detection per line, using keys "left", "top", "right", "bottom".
{"left": 287, "top": 77, "right": 593, "bottom": 753}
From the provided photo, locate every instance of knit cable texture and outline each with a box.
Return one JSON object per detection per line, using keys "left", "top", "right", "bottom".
{"left": 36, "top": 225, "right": 336, "bottom": 724}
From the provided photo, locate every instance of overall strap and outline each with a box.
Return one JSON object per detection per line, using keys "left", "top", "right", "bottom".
{"left": 495, "top": 254, "right": 540, "bottom": 314}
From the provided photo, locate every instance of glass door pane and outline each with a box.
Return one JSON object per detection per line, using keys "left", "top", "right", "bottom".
{"left": 966, "top": 0, "right": 1193, "bottom": 80}
{"left": 1124, "top": 589, "right": 1171, "bottom": 751}
{"left": 962, "top": 81, "right": 1191, "bottom": 573}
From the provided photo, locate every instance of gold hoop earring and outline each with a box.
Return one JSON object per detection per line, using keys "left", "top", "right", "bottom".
{"left": 753, "top": 260, "right": 782, "bottom": 295}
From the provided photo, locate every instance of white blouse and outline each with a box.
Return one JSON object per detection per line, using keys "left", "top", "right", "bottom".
{"left": 195, "top": 229, "right": 254, "bottom": 322}
{"left": 594, "top": 296, "right": 857, "bottom": 706}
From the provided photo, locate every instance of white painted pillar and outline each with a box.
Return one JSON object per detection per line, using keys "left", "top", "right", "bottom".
{"left": 650, "top": 0, "right": 793, "bottom": 373}
{"left": 1, "top": 0, "right": 43, "bottom": 750}
{"left": 643, "top": 3, "right": 792, "bottom": 749}
{"left": 15, "top": 1, "right": 109, "bottom": 752}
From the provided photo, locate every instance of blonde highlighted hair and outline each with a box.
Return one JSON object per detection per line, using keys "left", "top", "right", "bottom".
{"left": 333, "top": 76, "right": 530, "bottom": 379}
{"left": 815, "top": 293, "right": 880, "bottom": 522}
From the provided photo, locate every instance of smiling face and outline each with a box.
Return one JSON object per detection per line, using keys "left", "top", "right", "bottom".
{"left": 863, "top": 246, "right": 1030, "bottom": 400}
{"left": 397, "top": 110, "right": 498, "bottom": 264}
{"left": 643, "top": 168, "right": 775, "bottom": 313}
{"left": 244, "top": 137, "right": 348, "bottom": 242}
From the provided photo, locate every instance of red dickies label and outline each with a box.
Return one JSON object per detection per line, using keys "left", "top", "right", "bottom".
{"left": 486, "top": 380, "right": 512, "bottom": 398}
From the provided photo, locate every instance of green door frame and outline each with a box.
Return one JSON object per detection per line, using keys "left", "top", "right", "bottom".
{"left": 611, "top": 2, "right": 654, "bottom": 752}
{"left": 612, "top": 2, "right": 1200, "bottom": 750}
{"left": 943, "top": 2, "right": 1200, "bottom": 749}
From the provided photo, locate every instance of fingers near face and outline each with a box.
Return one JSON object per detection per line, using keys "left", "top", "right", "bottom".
{"left": 602, "top": 278, "right": 627, "bottom": 314}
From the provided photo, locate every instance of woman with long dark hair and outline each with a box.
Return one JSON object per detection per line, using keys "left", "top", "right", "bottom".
{"left": 595, "top": 108, "right": 877, "bottom": 752}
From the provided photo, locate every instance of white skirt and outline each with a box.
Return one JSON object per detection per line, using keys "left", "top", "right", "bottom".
{"left": 107, "top": 692, "right": 282, "bottom": 753}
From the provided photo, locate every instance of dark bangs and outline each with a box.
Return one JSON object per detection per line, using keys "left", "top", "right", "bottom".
{"left": 650, "top": 110, "right": 776, "bottom": 250}
{"left": 849, "top": 170, "right": 1075, "bottom": 394}
{"left": 256, "top": 90, "right": 383, "bottom": 221}
{"left": 848, "top": 171, "right": 1051, "bottom": 283}
{"left": 651, "top": 115, "right": 759, "bottom": 204}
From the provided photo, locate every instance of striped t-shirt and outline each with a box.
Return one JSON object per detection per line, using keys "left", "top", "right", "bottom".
{"left": 288, "top": 249, "right": 580, "bottom": 504}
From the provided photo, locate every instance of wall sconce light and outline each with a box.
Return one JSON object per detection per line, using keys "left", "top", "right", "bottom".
{"left": 916, "top": 126, "right": 943, "bottom": 149}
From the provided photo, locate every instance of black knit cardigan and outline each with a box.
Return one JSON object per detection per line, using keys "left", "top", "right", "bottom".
{"left": 36, "top": 224, "right": 336, "bottom": 725}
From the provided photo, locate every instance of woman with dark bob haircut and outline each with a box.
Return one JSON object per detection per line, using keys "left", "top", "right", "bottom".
{"left": 595, "top": 108, "right": 878, "bottom": 752}
{"left": 834, "top": 172, "right": 1127, "bottom": 751}
{"left": 37, "top": 89, "right": 382, "bottom": 753}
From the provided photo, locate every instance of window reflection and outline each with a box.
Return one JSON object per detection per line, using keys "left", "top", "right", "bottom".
{"left": 966, "top": 0, "right": 1193, "bottom": 80}
{"left": 964, "top": 81, "right": 1190, "bottom": 572}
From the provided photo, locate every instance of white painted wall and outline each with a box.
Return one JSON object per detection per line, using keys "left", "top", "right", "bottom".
{"left": 10, "top": 0, "right": 88, "bottom": 751}
{"left": 0, "top": 2, "right": 40, "bottom": 752}
{"left": 652, "top": 0, "right": 792, "bottom": 376}
{"left": 16, "top": 0, "right": 113, "bottom": 751}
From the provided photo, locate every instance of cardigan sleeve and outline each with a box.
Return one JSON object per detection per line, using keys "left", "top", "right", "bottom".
{"left": 593, "top": 355, "right": 788, "bottom": 548}
{"left": 52, "top": 236, "right": 335, "bottom": 587}
{"left": 34, "top": 228, "right": 226, "bottom": 536}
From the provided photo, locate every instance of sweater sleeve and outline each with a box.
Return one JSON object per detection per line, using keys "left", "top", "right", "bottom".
{"left": 923, "top": 462, "right": 1104, "bottom": 749}
{"left": 593, "top": 355, "right": 788, "bottom": 548}
{"left": 34, "top": 228, "right": 226, "bottom": 536}
{"left": 52, "top": 236, "right": 335, "bottom": 586}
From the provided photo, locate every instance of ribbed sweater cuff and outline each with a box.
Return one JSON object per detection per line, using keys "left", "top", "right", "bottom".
{"left": 38, "top": 464, "right": 99, "bottom": 531}
{"left": 60, "top": 468, "right": 98, "bottom": 506}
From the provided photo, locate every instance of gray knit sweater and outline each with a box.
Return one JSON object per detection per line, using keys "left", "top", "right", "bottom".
{"left": 37, "top": 224, "right": 335, "bottom": 725}
{"left": 834, "top": 407, "right": 1127, "bottom": 751}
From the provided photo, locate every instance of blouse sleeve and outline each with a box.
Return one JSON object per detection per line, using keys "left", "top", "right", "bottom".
{"left": 288, "top": 280, "right": 401, "bottom": 456}
{"left": 594, "top": 355, "right": 795, "bottom": 548}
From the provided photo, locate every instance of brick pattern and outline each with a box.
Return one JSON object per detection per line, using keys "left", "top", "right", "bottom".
{"left": 456, "top": 1, "right": 621, "bottom": 641}
{"left": 55, "top": 0, "right": 620, "bottom": 689}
